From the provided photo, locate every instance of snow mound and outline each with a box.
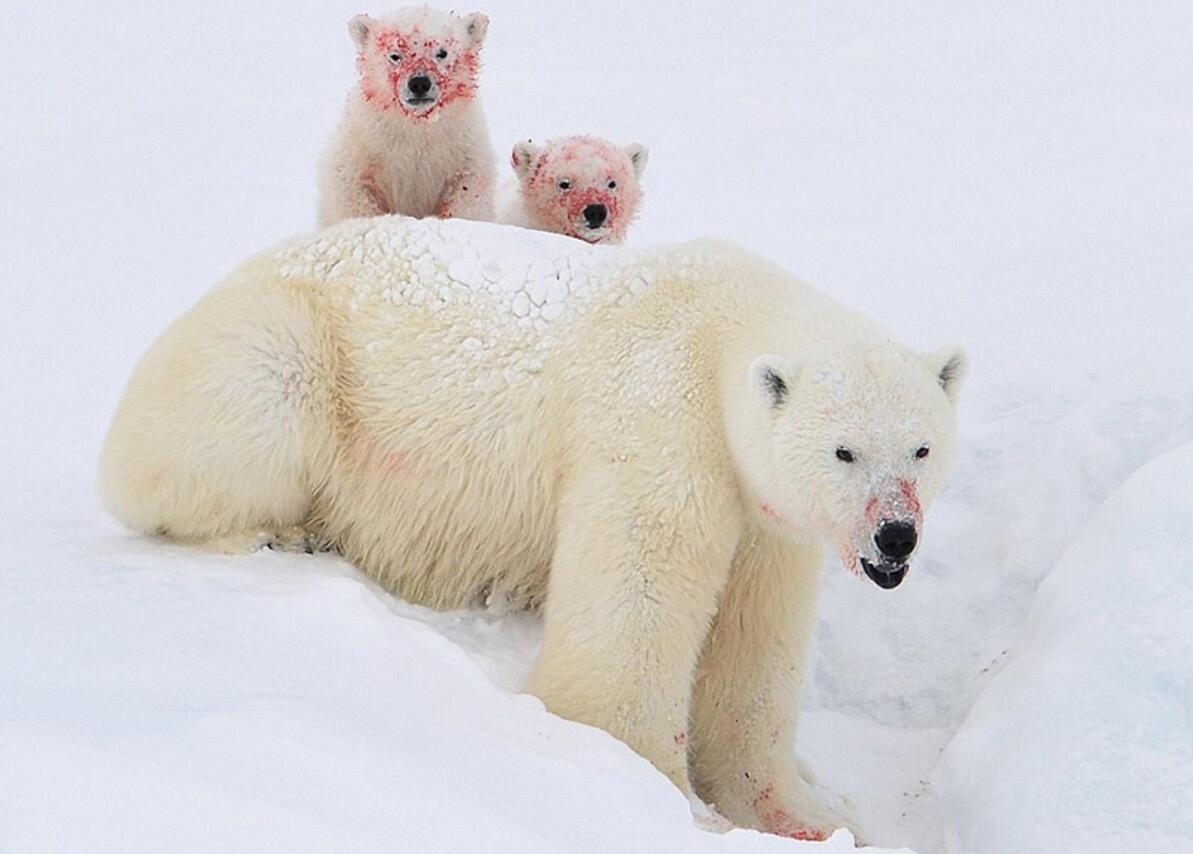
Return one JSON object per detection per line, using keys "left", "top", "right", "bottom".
{"left": 934, "top": 443, "right": 1193, "bottom": 854}
{"left": 0, "top": 529, "right": 911, "bottom": 854}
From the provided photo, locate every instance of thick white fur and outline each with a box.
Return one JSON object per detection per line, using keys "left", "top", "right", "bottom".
{"left": 99, "top": 216, "right": 964, "bottom": 841}
{"left": 317, "top": 7, "right": 495, "bottom": 227}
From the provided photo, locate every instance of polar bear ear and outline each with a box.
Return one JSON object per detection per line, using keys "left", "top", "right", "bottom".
{"left": 624, "top": 144, "right": 649, "bottom": 179}
{"left": 462, "top": 12, "right": 489, "bottom": 45}
{"left": 749, "top": 355, "right": 798, "bottom": 410}
{"left": 511, "top": 141, "right": 540, "bottom": 180}
{"left": 927, "top": 346, "right": 968, "bottom": 403}
{"left": 348, "top": 14, "right": 374, "bottom": 50}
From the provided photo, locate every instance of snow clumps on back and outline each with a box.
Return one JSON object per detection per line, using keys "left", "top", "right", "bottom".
{"left": 276, "top": 217, "right": 654, "bottom": 339}
{"left": 504, "top": 136, "right": 649, "bottom": 244}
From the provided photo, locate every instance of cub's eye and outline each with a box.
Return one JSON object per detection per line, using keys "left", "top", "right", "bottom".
{"left": 558, "top": 179, "right": 571, "bottom": 190}
{"left": 435, "top": 48, "right": 448, "bottom": 60}
{"left": 387, "top": 52, "right": 402, "bottom": 64}
{"left": 835, "top": 447, "right": 855, "bottom": 463}
{"left": 915, "top": 446, "right": 930, "bottom": 459}
{"left": 607, "top": 180, "right": 617, "bottom": 189}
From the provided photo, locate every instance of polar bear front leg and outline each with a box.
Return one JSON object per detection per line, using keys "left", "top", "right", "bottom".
{"left": 435, "top": 169, "right": 495, "bottom": 221}
{"left": 689, "top": 533, "right": 849, "bottom": 841}
{"left": 317, "top": 151, "right": 390, "bottom": 227}
{"left": 528, "top": 467, "right": 741, "bottom": 794}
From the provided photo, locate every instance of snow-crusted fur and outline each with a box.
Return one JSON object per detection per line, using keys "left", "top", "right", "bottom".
{"left": 498, "top": 136, "right": 648, "bottom": 244}
{"left": 99, "top": 216, "right": 965, "bottom": 842}
{"left": 317, "top": 7, "right": 495, "bottom": 227}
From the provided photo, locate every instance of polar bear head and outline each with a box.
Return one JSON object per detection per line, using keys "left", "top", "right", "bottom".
{"left": 747, "top": 344, "right": 967, "bottom": 589}
{"left": 348, "top": 7, "right": 488, "bottom": 120}
{"left": 510, "top": 136, "right": 648, "bottom": 244}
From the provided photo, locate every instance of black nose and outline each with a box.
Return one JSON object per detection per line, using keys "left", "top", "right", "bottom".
{"left": 875, "top": 521, "right": 917, "bottom": 561}
{"left": 408, "top": 75, "right": 432, "bottom": 97}
{"left": 583, "top": 203, "right": 607, "bottom": 227}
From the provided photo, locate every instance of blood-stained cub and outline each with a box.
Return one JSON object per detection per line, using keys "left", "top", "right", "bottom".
{"left": 317, "top": 6, "right": 495, "bottom": 226}
{"left": 498, "top": 136, "right": 648, "bottom": 244}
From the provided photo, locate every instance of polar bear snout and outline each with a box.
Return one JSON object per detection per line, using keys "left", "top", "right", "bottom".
{"left": 582, "top": 203, "right": 608, "bottom": 228}
{"left": 404, "top": 74, "right": 438, "bottom": 108}
{"left": 407, "top": 75, "right": 433, "bottom": 98}
{"left": 875, "top": 520, "right": 917, "bottom": 561}
{"left": 856, "top": 521, "right": 918, "bottom": 588}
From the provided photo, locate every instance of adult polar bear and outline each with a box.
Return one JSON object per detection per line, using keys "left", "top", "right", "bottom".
{"left": 100, "top": 216, "right": 965, "bottom": 841}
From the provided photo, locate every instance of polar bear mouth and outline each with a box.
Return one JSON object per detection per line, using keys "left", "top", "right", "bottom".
{"left": 571, "top": 224, "right": 612, "bottom": 243}
{"left": 860, "top": 557, "right": 908, "bottom": 589}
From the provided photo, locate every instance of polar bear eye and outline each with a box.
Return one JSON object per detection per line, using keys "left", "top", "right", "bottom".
{"left": 915, "top": 446, "right": 930, "bottom": 459}
{"left": 435, "top": 48, "right": 448, "bottom": 60}
{"left": 558, "top": 179, "right": 572, "bottom": 191}
{"left": 835, "top": 447, "right": 855, "bottom": 463}
{"left": 607, "top": 180, "right": 617, "bottom": 189}
{"left": 387, "top": 52, "right": 402, "bottom": 64}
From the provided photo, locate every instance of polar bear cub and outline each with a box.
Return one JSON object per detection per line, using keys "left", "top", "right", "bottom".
{"left": 317, "top": 6, "right": 495, "bottom": 226}
{"left": 99, "top": 217, "right": 964, "bottom": 842}
{"left": 498, "top": 136, "right": 648, "bottom": 244}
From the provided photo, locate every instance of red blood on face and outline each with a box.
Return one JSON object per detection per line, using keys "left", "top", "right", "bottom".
{"left": 565, "top": 186, "right": 619, "bottom": 223}
{"left": 358, "top": 27, "right": 480, "bottom": 118}
{"left": 900, "top": 478, "right": 922, "bottom": 517}
{"left": 522, "top": 136, "right": 641, "bottom": 242}
{"left": 864, "top": 495, "right": 880, "bottom": 524}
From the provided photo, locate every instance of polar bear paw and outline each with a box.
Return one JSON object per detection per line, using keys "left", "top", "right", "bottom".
{"left": 192, "top": 526, "right": 320, "bottom": 556}
{"left": 753, "top": 778, "right": 862, "bottom": 844}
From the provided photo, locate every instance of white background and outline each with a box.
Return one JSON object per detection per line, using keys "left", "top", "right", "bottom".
{"left": 1, "top": 3, "right": 1191, "bottom": 852}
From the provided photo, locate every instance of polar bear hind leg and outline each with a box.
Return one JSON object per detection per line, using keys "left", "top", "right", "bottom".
{"left": 99, "top": 269, "right": 335, "bottom": 550}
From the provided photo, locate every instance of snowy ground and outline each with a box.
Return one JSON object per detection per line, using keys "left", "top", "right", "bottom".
{"left": 2, "top": 2, "right": 1192, "bottom": 852}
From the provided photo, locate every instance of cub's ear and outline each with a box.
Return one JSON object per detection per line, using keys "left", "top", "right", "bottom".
{"left": 927, "top": 346, "right": 968, "bottom": 402}
{"left": 624, "top": 143, "right": 649, "bottom": 179}
{"left": 749, "top": 355, "right": 798, "bottom": 410}
{"left": 511, "top": 141, "right": 540, "bottom": 180}
{"left": 462, "top": 12, "right": 489, "bottom": 45}
{"left": 348, "top": 14, "right": 374, "bottom": 50}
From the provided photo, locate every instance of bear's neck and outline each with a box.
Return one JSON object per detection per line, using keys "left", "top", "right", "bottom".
{"left": 706, "top": 253, "right": 860, "bottom": 539}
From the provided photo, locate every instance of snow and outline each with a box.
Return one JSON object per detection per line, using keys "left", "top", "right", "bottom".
{"left": 0, "top": 533, "right": 896, "bottom": 854}
{"left": 275, "top": 215, "right": 604, "bottom": 334}
{"left": 2, "top": 1, "right": 1192, "bottom": 852}
{"left": 934, "top": 443, "right": 1193, "bottom": 854}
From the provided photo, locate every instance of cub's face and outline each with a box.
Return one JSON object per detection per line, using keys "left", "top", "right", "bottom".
{"left": 749, "top": 345, "right": 966, "bottom": 589}
{"left": 511, "top": 136, "right": 648, "bottom": 244}
{"left": 349, "top": 8, "right": 488, "bottom": 120}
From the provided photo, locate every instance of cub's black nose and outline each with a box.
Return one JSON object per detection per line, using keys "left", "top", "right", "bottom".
{"left": 583, "top": 203, "right": 608, "bottom": 227}
{"left": 875, "top": 521, "right": 917, "bottom": 561}
{"left": 408, "top": 75, "right": 433, "bottom": 97}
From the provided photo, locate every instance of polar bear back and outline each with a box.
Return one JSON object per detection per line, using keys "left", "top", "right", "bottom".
{"left": 278, "top": 216, "right": 652, "bottom": 322}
